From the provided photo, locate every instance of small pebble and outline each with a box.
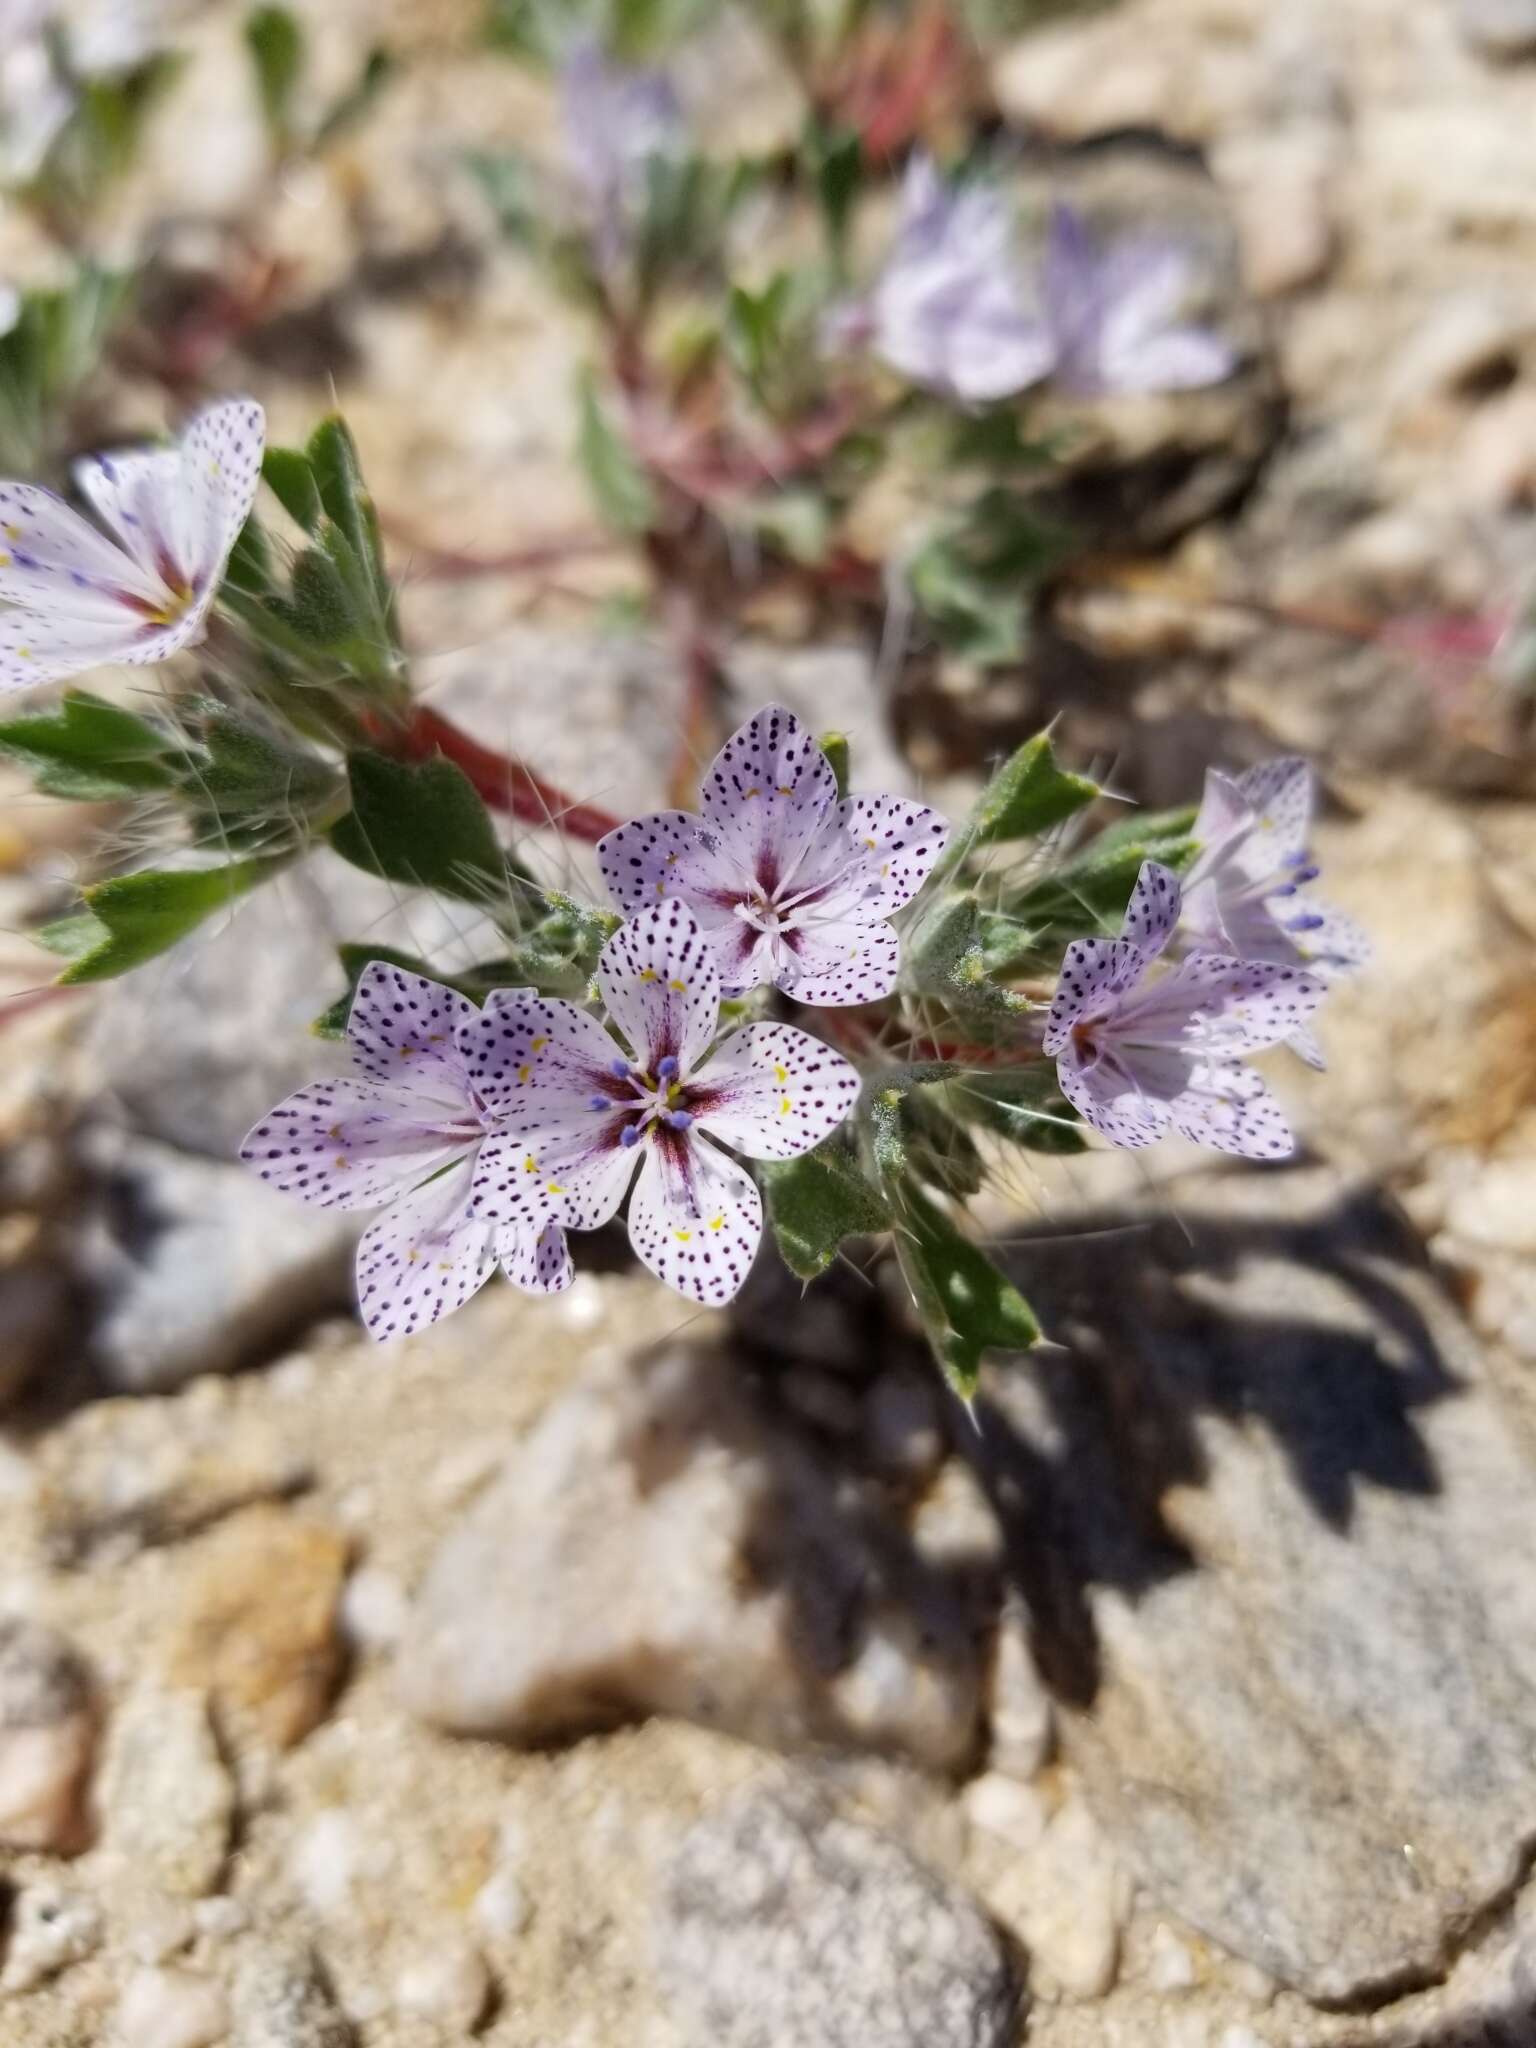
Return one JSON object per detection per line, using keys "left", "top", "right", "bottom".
{"left": 0, "top": 1615, "right": 98, "bottom": 1853}
{"left": 338, "top": 1567, "right": 409, "bottom": 1655}
{"left": 192, "top": 1897, "right": 250, "bottom": 1942}
{"left": 115, "top": 1965, "right": 229, "bottom": 2048}
{"left": 287, "top": 1810, "right": 363, "bottom": 1917}
{"left": 393, "top": 1933, "right": 491, "bottom": 2032}
{"left": 1147, "top": 1920, "right": 1198, "bottom": 1992}
{"left": 472, "top": 1866, "right": 530, "bottom": 1941}
{"left": 1, "top": 1885, "right": 105, "bottom": 1992}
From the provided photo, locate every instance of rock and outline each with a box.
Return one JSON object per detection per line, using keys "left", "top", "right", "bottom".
{"left": 164, "top": 1508, "right": 348, "bottom": 1750}
{"left": 392, "top": 1934, "right": 491, "bottom": 2032}
{"left": 978, "top": 1793, "right": 1131, "bottom": 2001}
{"left": 337, "top": 1568, "right": 408, "bottom": 1655}
{"left": 115, "top": 1966, "right": 230, "bottom": 2048}
{"left": 1, "top": 1884, "right": 104, "bottom": 1993}
{"left": 1460, "top": 0, "right": 1536, "bottom": 58}
{"left": 287, "top": 1812, "right": 368, "bottom": 1919}
{"left": 35, "top": 1391, "right": 310, "bottom": 1565}
{"left": 1384, "top": 292, "right": 1534, "bottom": 416}
{"left": 655, "top": 1783, "right": 1021, "bottom": 2048}
{"left": 0, "top": 1616, "right": 98, "bottom": 1853}
{"left": 977, "top": 1165, "right": 1536, "bottom": 2003}
{"left": 100, "top": 1687, "right": 233, "bottom": 1898}
{"left": 400, "top": 1341, "right": 985, "bottom": 1771}
{"left": 129, "top": 1900, "right": 198, "bottom": 1966}
{"left": 1228, "top": 154, "right": 1335, "bottom": 299}
{"left": 227, "top": 1942, "right": 353, "bottom": 2048}
{"left": 1454, "top": 388, "right": 1536, "bottom": 507}
{"left": 960, "top": 1772, "right": 1048, "bottom": 1857}
{"left": 1148, "top": 1921, "right": 1200, "bottom": 1994}
{"left": 471, "top": 1866, "right": 529, "bottom": 1943}
{"left": 985, "top": 1600, "right": 1054, "bottom": 1779}
{"left": 79, "top": 1132, "right": 355, "bottom": 1392}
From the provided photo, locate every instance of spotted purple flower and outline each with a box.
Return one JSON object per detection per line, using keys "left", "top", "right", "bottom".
{"left": 239, "top": 964, "right": 571, "bottom": 1343}
{"left": 1181, "top": 759, "right": 1370, "bottom": 1069}
{"left": 466, "top": 902, "right": 862, "bottom": 1307}
{"left": 559, "top": 39, "right": 682, "bottom": 276}
{"left": 1038, "top": 202, "right": 1235, "bottom": 398}
{"left": 1045, "top": 861, "right": 1326, "bottom": 1158}
{"left": 0, "top": 398, "right": 266, "bottom": 693}
{"left": 597, "top": 706, "right": 949, "bottom": 1007}
{"left": 845, "top": 154, "right": 1055, "bottom": 405}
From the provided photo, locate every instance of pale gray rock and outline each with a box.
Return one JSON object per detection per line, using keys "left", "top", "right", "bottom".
{"left": 1459, "top": 0, "right": 1536, "bottom": 58}
{"left": 976, "top": 1165, "right": 1536, "bottom": 2004}
{"left": 78, "top": 1131, "right": 354, "bottom": 1390}
{"left": 228, "top": 1942, "right": 353, "bottom": 2048}
{"left": 114, "top": 1965, "right": 230, "bottom": 2048}
{"left": 99, "top": 1687, "right": 233, "bottom": 1899}
{"left": 655, "top": 1783, "right": 1021, "bottom": 2048}
{"left": 400, "top": 1340, "right": 985, "bottom": 1770}
{"left": 0, "top": 1884, "right": 104, "bottom": 1993}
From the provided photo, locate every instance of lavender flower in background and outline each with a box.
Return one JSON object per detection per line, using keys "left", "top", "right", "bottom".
{"left": 1038, "top": 201, "right": 1235, "bottom": 397}
{"left": 468, "top": 903, "right": 862, "bottom": 1307}
{"left": 1181, "top": 759, "right": 1370, "bottom": 1067}
{"left": 0, "top": 397, "right": 264, "bottom": 692}
{"left": 1045, "top": 861, "right": 1326, "bottom": 1158}
{"left": 240, "top": 964, "right": 572, "bottom": 1343}
{"left": 598, "top": 705, "right": 950, "bottom": 1006}
{"left": 845, "top": 154, "right": 1056, "bottom": 405}
{"left": 559, "top": 38, "right": 683, "bottom": 275}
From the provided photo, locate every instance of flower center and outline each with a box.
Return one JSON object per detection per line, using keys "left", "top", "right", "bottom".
{"left": 590, "top": 1054, "right": 697, "bottom": 1147}
{"left": 737, "top": 893, "right": 784, "bottom": 935}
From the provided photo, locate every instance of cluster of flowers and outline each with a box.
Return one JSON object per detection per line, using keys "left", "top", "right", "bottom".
{"left": 239, "top": 706, "right": 948, "bottom": 1337}
{"left": 835, "top": 157, "right": 1236, "bottom": 407}
{"left": 0, "top": 398, "right": 1366, "bottom": 1343}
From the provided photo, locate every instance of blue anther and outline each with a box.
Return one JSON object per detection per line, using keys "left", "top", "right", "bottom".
{"left": 1286, "top": 912, "right": 1325, "bottom": 933}
{"left": 665, "top": 1109, "right": 694, "bottom": 1132}
{"left": 588, "top": 1095, "right": 610, "bottom": 1112}
{"left": 1291, "top": 864, "right": 1320, "bottom": 885}
{"left": 620, "top": 1123, "right": 641, "bottom": 1147}
{"left": 657, "top": 1055, "right": 679, "bottom": 1079}
{"left": 1272, "top": 882, "right": 1298, "bottom": 898}
{"left": 610, "top": 1058, "right": 630, "bottom": 1078}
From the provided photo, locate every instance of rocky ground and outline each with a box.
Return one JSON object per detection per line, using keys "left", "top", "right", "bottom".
{"left": 4, "top": 0, "right": 1536, "bottom": 2044}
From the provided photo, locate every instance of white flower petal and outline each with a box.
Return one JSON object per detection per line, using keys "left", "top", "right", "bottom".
{"left": 499, "top": 1219, "right": 574, "bottom": 1295}
{"left": 698, "top": 705, "right": 838, "bottom": 890}
{"left": 597, "top": 902, "right": 720, "bottom": 1074}
{"left": 691, "top": 1021, "right": 861, "bottom": 1160}
{"left": 626, "top": 1133, "right": 761, "bottom": 1306}
{"left": 239, "top": 1078, "right": 463, "bottom": 1211}
{"left": 356, "top": 1162, "right": 496, "bottom": 1342}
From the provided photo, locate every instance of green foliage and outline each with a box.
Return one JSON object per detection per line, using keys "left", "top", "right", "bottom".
{"left": 728, "top": 489, "right": 831, "bottom": 566}
{"left": 909, "top": 489, "right": 1068, "bottom": 663}
{"left": 761, "top": 1135, "right": 891, "bottom": 1280}
{"left": 819, "top": 731, "right": 850, "bottom": 799}
{"left": 497, "top": 894, "right": 623, "bottom": 996}
{"left": 329, "top": 752, "right": 516, "bottom": 904}
{"left": 244, "top": 5, "right": 304, "bottom": 150}
{"left": 725, "top": 274, "right": 794, "bottom": 390}
{"left": 484, "top": 0, "right": 721, "bottom": 63}
{"left": 177, "top": 705, "right": 339, "bottom": 844}
{"left": 942, "top": 1066, "right": 1087, "bottom": 1155}
{"left": 29, "top": 53, "right": 182, "bottom": 239}
{"left": 906, "top": 898, "right": 1031, "bottom": 1027}
{"left": 576, "top": 371, "right": 656, "bottom": 533}
{"left": 969, "top": 734, "right": 1099, "bottom": 848}
{"left": 1005, "top": 805, "right": 1198, "bottom": 949}
{"left": 314, "top": 46, "right": 393, "bottom": 149}
{"left": 262, "top": 447, "right": 324, "bottom": 533}
{"left": 805, "top": 121, "right": 861, "bottom": 263}
{"left": 40, "top": 858, "right": 286, "bottom": 985}
{"left": 894, "top": 1190, "right": 1038, "bottom": 1398}
{"left": 0, "top": 267, "right": 132, "bottom": 472}
{"left": 0, "top": 691, "right": 180, "bottom": 801}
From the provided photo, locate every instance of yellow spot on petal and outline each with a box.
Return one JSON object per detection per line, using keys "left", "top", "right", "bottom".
{"left": 546, "top": 1181, "right": 566, "bottom": 1195}
{"left": 436, "top": 1260, "right": 454, "bottom": 1271}
{"left": 864, "top": 836, "right": 878, "bottom": 850}
{"left": 523, "top": 1154, "right": 539, "bottom": 1173}
{"left": 407, "top": 1249, "right": 420, "bottom": 1264}
{"left": 779, "top": 1096, "right": 792, "bottom": 1116}
{"left": 2, "top": 523, "right": 19, "bottom": 540}
{"left": 0, "top": 553, "right": 9, "bottom": 568}
{"left": 777, "top": 785, "right": 794, "bottom": 796}
{"left": 674, "top": 1227, "right": 692, "bottom": 1242}
{"left": 327, "top": 1124, "right": 343, "bottom": 1140}
{"left": 518, "top": 1064, "right": 531, "bottom": 1084}
{"left": 655, "top": 881, "right": 666, "bottom": 896}
{"left": 640, "top": 967, "right": 658, "bottom": 982}
{"left": 709, "top": 1215, "right": 724, "bottom": 1232}
{"left": 668, "top": 978, "right": 687, "bottom": 993}
{"left": 16, "top": 647, "right": 31, "bottom": 660}
{"left": 880, "top": 862, "right": 890, "bottom": 878}
{"left": 399, "top": 1043, "right": 418, "bottom": 1058}
{"left": 428, "top": 1033, "right": 445, "bottom": 1045}
{"left": 530, "top": 1036, "right": 548, "bottom": 1052}
{"left": 334, "top": 1155, "right": 349, "bottom": 1170}
{"left": 773, "top": 1063, "right": 788, "bottom": 1083}
{"left": 665, "top": 851, "right": 679, "bottom": 866}
{"left": 744, "top": 786, "right": 761, "bottom": 800}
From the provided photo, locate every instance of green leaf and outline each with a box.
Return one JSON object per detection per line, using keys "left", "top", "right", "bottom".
{"left": 51, "top": 859, "right": 285, "bottom": 985}
{"left": 0, "top": 691, "right": 179, "bottom": 801}
{"left": 731, "top": 488, "right": 829, "bottom": 565}
{"left": 1008, "top": 812, "right": 1198, "bottom": 949}
{"left": 223, "top": 513, "right": 275, "bottom": 595}
{"left": 576, "top": 371, "right": 655, "bottom": 534}
{"left": 760, "top": 1136, "right": 891, "bottom": 1281}
{"left": 261, "top": 447, "right": 323, "bottom": 533}
{"left": 462, "top": 147, "right": 539, "bottom": 246}
{"left": 807, "top": 121, "right": 861, "bottom": 261}
{"left": 895, "top": 1191, "right": 1038, "bottom": 1397}
{"left": 496, "top": 893, "right": 623, "bottom": 996}
{"left": 940, "top": 1067, "right": 1087, "bottom": 1155}
{"left": 178, "top": 706, "right": 337, "bottom": 824}
{"left": 819, "top": 731, "right": 849, "bottom": 800}
{"left": 314, "top": 45, "right": 393, "bottom": 149}
{"left": 329, "top": 751, "right": 510, "bottom": 903}
{"left": 905, "top": 898, "right": 1031, "bottom": 1024}
{"left": 725, "top": 273, "right": 792, "bottom": 388}
{"left": 306, "top": 415, "right": 388, "bottom": 605}
{"left": 286, "top": 545, "right": 358, "bottom": 646}
{"left": 244, "top": 5, "right": 305, "bottom": 149}
{"left": 970, "top": 734, "right": 1099, "bottom": 847}
{"left": 908, "top": 534, "right": 1026, "bottom": 663}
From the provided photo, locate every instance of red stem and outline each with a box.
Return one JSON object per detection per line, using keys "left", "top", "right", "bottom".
{"left": 382, "top": 705, "right": 622, "bottom": 844}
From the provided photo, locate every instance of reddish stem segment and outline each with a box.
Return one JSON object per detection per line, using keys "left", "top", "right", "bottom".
{"left": 383, "top": 705, "right": 622, "bottom": 844}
